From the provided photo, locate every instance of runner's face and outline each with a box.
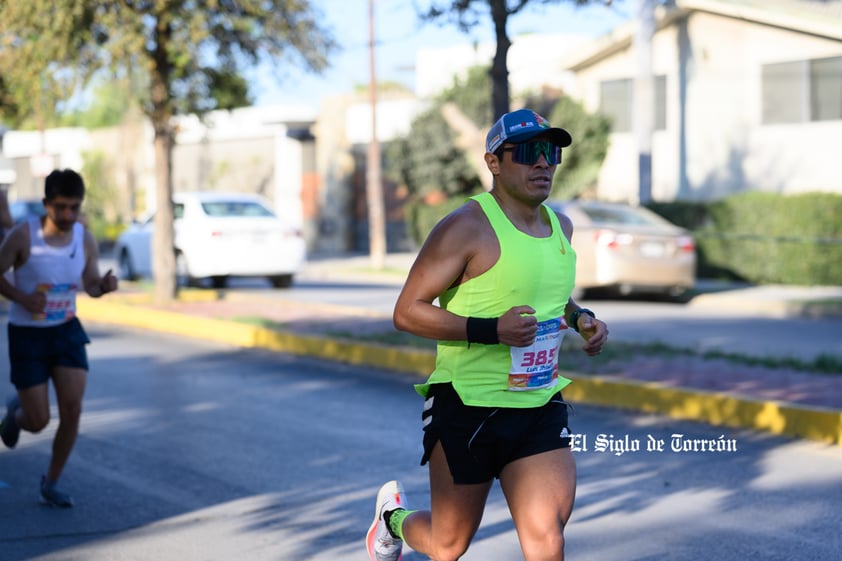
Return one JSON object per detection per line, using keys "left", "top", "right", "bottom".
{"left": 44, "top": 196, "right": 82, "bottom": 232}
{"left": 494, "top": 134, "right": 559, "bottom": 205}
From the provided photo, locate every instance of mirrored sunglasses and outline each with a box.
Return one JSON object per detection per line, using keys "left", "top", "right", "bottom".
{"left": 499, "top": 140, "right": 563, "bottom": 166}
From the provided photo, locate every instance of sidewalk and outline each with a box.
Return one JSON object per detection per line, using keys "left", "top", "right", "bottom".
{"left": 78, "top": 253, "right": 842, "bottom": 446}
{"left": 303, "top": 252, "right": 842, "bottom": 318}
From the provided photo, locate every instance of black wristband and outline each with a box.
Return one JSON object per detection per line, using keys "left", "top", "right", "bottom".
{"left": 466, "top": 316, "right": 499, "bottom": 344}
{"left": 569, "top": 308, "right": 595, "bottom": 333}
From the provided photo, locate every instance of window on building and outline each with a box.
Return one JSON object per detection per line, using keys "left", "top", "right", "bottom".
{"left": 762, "top": 55, "right": 842, "bottom": 124}
{"left": 811, "top": 56, "right": 842, "bottom": 121}
{"left": 600, "top": 79, "right": 632, "bottom": 132}
{"left": 599, "top": 76, "right": 667, "bottom": 132}
{"left": 762, "top": 61, "right": 805, "bottom": 123}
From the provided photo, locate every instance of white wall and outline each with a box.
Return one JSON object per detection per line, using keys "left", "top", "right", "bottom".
{"left": 171, "top": 104, "right": 316, "bottom": 226}
{"left": 274, "top": 130, "right": 304, "bottom": 229}
{"left": 345, "top": 97, "right": 424, "bottom": 144}
{"left": 1, "top": 128, "right": 92, "bottom": 200}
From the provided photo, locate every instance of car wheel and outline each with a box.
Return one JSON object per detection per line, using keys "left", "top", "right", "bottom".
{"left": 268, "top": 274, "right": 293, "bottom": 288}
{"left": 118, "top": 250, "right": 137, "bottom": 281}
{"left": 667, "top": 285, "right": 692, "bottom": 303}
{"left": 175, "top": 252, "right": 198, "bottom": 287}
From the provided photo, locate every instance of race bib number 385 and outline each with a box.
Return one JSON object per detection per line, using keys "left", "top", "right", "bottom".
{"left": 507, "top": 317, "right": 567, "bottom": 391}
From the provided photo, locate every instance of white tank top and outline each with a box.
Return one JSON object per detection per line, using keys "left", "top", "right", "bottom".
{"left": 9, "top": 217, "right": 87, "bottom": 327}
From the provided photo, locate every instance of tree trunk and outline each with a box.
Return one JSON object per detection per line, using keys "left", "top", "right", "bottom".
{"left": 489, "top": 0, "right": 511, "bottom": 119}
{"left": 150, "top": 11, "right": 177, "bottom": 305}
{"left": 634, "top": 0, "right": 656, "bottom": 205}
{"left": 152, "top": 126, "right": 176, "bottom": 305}
{"left": 366, "top": 0, "right": 386, "bottom": 269}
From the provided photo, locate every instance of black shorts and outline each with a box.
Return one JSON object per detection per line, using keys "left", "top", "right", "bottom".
{"left": 8, "top": 317, "right": 90, "bottom": 390}
{"left": 420, "top": 383, "right": 572, "bottom": 484}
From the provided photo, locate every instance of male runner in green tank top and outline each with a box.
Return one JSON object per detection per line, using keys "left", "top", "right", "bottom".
{"left": 366, "top": 109, "right": 609, "bottom": 561}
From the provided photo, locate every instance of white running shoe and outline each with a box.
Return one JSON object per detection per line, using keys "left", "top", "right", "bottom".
{"left": 366, "top": 480, "right": 407, "bottom": 561}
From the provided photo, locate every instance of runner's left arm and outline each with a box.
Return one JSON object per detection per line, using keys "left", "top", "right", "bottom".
{"left": 82, "top": 229, "right": 118, "bottom": 297}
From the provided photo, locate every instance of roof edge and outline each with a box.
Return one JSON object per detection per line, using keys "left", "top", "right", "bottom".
{"left": 562, "top": 5, "right": 686, "bottom": 71}
{"left": 563, "top": 0, "right": 842, "bottom": 71}
{"left": 678, "top": 0, "right": 842, "bottom": 41}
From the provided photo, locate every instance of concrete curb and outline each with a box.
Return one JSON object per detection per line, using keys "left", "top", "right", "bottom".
{"left": 77, "top": 298, "right": 842, "bottom": 446}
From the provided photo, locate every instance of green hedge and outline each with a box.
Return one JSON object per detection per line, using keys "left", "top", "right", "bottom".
{"left": 648, "top": 192, "right": 842, "bottom": 285}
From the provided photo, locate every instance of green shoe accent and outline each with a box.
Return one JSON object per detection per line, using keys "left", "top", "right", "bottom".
{"left": 385, "top": 508, "right": 414, "bottom": 541}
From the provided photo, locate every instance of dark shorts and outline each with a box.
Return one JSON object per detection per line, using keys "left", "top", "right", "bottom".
{"left": 420, "top": 383, "right": 572, "bottom": 484}
{"left": 8, "top": 317, "right": 90, "bottom": 390}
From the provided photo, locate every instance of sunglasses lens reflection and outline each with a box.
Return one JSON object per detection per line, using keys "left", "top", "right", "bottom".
{"left": 509, "top": 141, "right": 562, "bottom": 165}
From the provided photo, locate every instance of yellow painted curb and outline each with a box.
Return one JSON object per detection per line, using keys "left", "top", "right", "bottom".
{"left": 77, "top": 298, "right": 842, "bottom": 446}
{"left": 561, "top": 377, "right": 842, "bottom": 446}
{"left": 77, "top": 298, "right": 436, "bottom": 374}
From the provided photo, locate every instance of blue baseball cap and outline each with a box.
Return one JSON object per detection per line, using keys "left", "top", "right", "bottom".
{"left": 485, "top": 109, "right": 572, "bottom": 153}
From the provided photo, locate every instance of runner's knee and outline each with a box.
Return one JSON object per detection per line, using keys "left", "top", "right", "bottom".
{"left": 520, "top": 525, "right": 565, "bottom": 561}
{"left": 418, "top": 519, "right": 474, "bottom": 561}
{"left": 57, "top": 399, "right": 83, "bottom": 424}
{"left": 429, "top": 533, "right": 472, "bottom": 561}
{"left": 22, "top": 409, "right": 50, "bottom": 433}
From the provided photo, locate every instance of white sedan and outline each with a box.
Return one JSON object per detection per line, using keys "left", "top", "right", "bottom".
{"left": 114, "top": 191, "right": 306, "bottom": 288}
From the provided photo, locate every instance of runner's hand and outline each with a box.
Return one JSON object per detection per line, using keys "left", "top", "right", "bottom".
{"left": 498, "top": 305, "right": 537, "bottom": 347}
{"left": 579, "top": 315, "right": 608, "bottom": 356}
{"left": 21, "top": 290, "right": 47, "bottom": 315}
{"left": 99, "top": 269, "right": 118, "bottom": 295}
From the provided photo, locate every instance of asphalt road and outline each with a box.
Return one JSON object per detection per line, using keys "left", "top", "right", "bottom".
{"left": 1, "top": 324, "right": 840, "bottom": 561}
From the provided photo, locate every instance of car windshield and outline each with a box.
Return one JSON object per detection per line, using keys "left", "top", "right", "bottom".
{"left": 200, "top": 201, "right": 274, "bottom": 218}
{"left": 581, "top": 205, "right": 672, "bottom": 227}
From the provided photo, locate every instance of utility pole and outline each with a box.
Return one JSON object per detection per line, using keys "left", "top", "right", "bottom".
{"left": 366, "top": 0, "right": 386, "bottom": 270}
{"left": 634, "top": 0, "right": 656, "bottom": 205}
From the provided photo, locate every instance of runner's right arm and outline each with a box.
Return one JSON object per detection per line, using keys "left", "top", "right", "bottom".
{"left": 0, "top": 224, "right": 45, "bottom": 314}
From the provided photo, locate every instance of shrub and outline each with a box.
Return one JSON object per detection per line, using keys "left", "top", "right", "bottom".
{"left": 648, "top": 192, "right": 842, "bottom": 285}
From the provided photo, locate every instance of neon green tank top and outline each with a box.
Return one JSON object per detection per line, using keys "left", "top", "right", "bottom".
{"left": 416, "top": 192, "right": 577, "bottom": 408}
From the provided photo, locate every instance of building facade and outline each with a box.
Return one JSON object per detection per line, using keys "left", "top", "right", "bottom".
{"left": 564, "top": 0, "right": 842, "bottom": 202}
